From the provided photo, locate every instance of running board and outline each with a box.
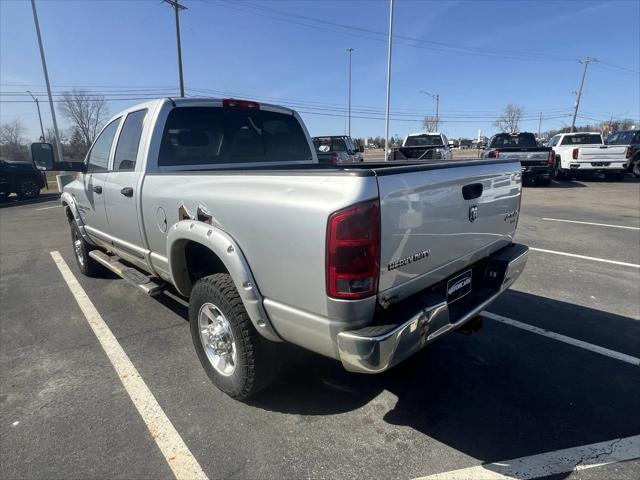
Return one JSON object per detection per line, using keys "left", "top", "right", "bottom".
{"left": 88, "top": 250, "right": 164, "bottom": 296}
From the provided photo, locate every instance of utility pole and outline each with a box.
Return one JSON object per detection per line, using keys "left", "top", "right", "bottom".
{"left": 347, "top": 48, "right": 354, "bottom": 137}
{"left": 163, "top": 0, "right": 187, "bottom": 97}
{"left": 570, "top": 57, "right": 596, "bottom": 132}
{"left": 384, "top": 0, "right": 394, "bottom": 161}
{"left": 26, "top": 90, "right": 45, "bottom": 141}
{"left": 538, "top": 111, "right": 542, "bottom": 140}
{"left": 30, "top": 0, "right": 63, "bottom": 167}
{"left": 419, "top": 90, "right": 440, "bottom": 131}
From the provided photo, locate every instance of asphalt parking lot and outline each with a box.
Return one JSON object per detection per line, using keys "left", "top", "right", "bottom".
{"left": 1, "top": 179, "right": 639, "bottom": 480}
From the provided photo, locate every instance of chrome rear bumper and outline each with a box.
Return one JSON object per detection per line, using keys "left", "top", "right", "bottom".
{"left": 337, "top": 243, "right": 529, "bottom": 373}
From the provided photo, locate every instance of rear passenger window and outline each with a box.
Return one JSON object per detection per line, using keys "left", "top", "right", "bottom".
{"left": 158, "top": 107, "right": 312, "bottom": 167}
{"left": 87, "top": 119, "right": 120, "bottom": 173}
{"left": 114, "top": 109, "right": 147, "bottom": 171}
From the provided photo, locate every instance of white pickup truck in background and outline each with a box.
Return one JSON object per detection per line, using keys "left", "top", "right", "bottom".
{"left": 549, "top": 132, "right": 629, "bottom": 181}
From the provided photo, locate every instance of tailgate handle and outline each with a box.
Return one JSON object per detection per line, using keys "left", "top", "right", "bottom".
{"left": 462, "top": 183, "right": 483, "bottom": 200}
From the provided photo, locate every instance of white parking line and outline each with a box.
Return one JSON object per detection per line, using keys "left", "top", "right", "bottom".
{"left": 416, "top": 435, "right": 640, "bottom": 480}
{"left": 34, "top": 204, "right": 62, "bottom": 211}
{"left": 542, "top": 217, "right": 640, "bottom": 230}
{"left": 530, "top": 247, "right": 640, "bottom": 269}
{"left": 482, "top": 311, "right": 640, "bottom": 366}
{"left": 50, "top": 251, "right": 208, "bottom": 480}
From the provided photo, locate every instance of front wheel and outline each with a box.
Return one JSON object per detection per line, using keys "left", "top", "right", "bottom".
{"left": 17, "top": 177, "right": 41, "bottom": 199}
{"left": 70, "top": 221, "right": 103, "bottom": 277}
{"left": 189, "top": 273, "right": 281, "bottom": 400}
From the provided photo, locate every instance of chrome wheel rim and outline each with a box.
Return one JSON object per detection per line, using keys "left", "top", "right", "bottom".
{"left": 198, "top": 302, "right": 237, "bottom": 376}
{"left": 73, "top": 232, "right": 84, "bottom": 266}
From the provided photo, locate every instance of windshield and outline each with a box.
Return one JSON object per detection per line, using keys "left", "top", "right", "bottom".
{"left": 489, "top": 134, "right": 537, "bottom": 148}
{"left": 404, "top": 134, "right": 443, "bottom": 147}
{"left": 159, "top": 107, "right": 313, "bottom": 167}
{"left": 607, "top": 131, "right": 637, "bottom": 145}
{"left": 561, "top": 134, "right": 603, "bottom": 145}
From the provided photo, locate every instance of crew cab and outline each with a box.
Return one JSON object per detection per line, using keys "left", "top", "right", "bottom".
{"left": 549, "top": 132, "right": 629, "bottom": 181}
{"left": 32, "top": 98, "right": 528, "bottom": 400}
{"left": 482, "top": 132, "right": 554, "bottom": 186}
{"left": 606, "top": 129, "right": 640, "bottom": 177}
{"left": 0, "top": 158, "right": 46, "bottom": 199}
{"left": 387, "top": 132, "right": 453, "bottom": 161}
{"left": 312, "top": 135, "right": 363, "bottom": 165}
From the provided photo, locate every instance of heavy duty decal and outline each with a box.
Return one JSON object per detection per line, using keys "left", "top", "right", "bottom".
{"left": 388, "top": 250, "right": 430, "bottom": 271}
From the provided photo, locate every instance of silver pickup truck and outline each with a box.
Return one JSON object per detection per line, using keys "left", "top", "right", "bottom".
{"left": 32, "top": 98, "right": 529, "bottom": 400}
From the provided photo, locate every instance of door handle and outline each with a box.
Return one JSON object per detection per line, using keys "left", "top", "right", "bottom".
{"left": 120, "top": 187, "right": 134, "bottom": 197}
{"left": 93, "top": 185, "right": 102, "bottom": 194}
{"left": 462, "top": 183, "right": 483, "bottom": 200}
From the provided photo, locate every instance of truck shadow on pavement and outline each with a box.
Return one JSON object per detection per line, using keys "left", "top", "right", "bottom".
{"left": 249, "top": 290, "right": 640, "bottom": 467}
{"left": 0, "top": 192, "right": 60, "bottom": 208}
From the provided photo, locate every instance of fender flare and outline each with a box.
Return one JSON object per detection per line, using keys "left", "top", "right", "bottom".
{"left": 60, "top": 192, "right": 97, "bottom": 246}
{"left": 167, "top": 220, "right": 282, "bottom": 342}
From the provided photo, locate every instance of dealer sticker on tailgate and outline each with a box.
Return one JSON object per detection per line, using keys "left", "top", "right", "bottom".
{"left": 446, "top": 270, "right": 472, "bottom": 303}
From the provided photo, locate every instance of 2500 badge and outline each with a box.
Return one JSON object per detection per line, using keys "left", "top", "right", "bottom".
{"left": 388, "top": 250, "right": 430, "bottom": 271}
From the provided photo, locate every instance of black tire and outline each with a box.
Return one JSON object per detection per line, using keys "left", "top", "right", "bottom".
{"left": 604, "top": 171, "right": 625, "bottom": 182}
{"left": 554, "top": 157, "right": 569, "bottom": 181}
{"left": 631, "top": 158, "right": 640, "bottom": 178}
{"left": 70, "top": 220, "right": 103, "bottom": 277}
{"left": 535, "top": 176, "right": 552, "bottom": 186}
{"left": 189, "top": 273, "right": 281, "bottom": 400}
{"left": 17, "top": 177, "right": 41, "bottom": 199}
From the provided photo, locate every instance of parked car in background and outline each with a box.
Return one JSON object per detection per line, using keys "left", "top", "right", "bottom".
{"left": 549, "top": 132, "right": 629, "bottom": 181}
{"left": 0, "top": 159, "right": 46, "bottom": 199}
{"left": 482, "top": 132, "right": 554, "bottom": 186}
{"left": 33, "top": 97, "right": 528, "bottom": 400}
{"left": 387, "top": 132, "right": 453, "bottom": 161}
{"left": 312, "top": 136, "right": 363, "bottom": 165}
{"left": 606, "top": 129, "right": 640, "bottom": 177}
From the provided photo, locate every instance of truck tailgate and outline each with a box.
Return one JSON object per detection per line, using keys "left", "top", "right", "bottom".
{"left": 579, "top": 145, "right": 627, "bottom": 161}
{"left": 496, "top": 149, "right": 550, "bottom": 166}
{"left": 375, "top": 160, "right": 521, "bottom": 304}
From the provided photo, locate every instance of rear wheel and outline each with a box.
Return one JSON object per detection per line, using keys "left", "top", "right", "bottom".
{"left": 189, "top": 273, "right": 281, "bottom": 400}
{"left": 535, "top": 176, "right": 552, "bottom": 186}
{"left": 17, "top": 177, "right": 41, "bottom": 199}
{"left": 554, "top": 157, "right": 569, "bottom": 181}
{"left": 632, "top": 158, "right": 640, "bottom": 177}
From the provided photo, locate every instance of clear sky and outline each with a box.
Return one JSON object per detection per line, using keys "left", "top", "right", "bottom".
{"left": 1, "top": 0, "right": 639, "bottom": 141}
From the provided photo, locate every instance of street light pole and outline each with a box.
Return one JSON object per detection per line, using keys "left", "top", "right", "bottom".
{"left": 30, "top": 0, "right": 64, "bottom": 167}
{"left": 347, "top": 48, "right": 354, "bottom": 137}
{"left": 570, "top": 57, "right": 596, "bottom": 133}
{"left": 26, "top": 90, "right": 45, "bottom": 141}
{"left": 163, "top": 0, "right": 187, "bottom": 97}
{"left": 384, "top": 0, "right": 394, "bottom": 161}
{"left": 419, "top": 90, "right": 440, "bottom": 131}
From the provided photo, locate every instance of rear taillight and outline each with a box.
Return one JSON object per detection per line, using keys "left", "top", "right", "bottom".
{"left": 222, "top": 98, "right": 260, "bottom": 109}
{"left": 326, "top": 200, "right": 380, "bottom": 299}
{"left": 330, "top": 153, "right": 340, "bottom": 165}
{"left": 626, "top": 147, "right": 632, "bottom": 159}
{"left": 488, "top": 149, "right": 500, "bottom": 158}
{"left": 572, "top": 148, "right": 579, "bottom": 160}
{"left": 548, "top": 150, "right": 556, "bottom": 165}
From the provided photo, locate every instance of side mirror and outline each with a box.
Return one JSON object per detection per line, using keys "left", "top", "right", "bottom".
{"left": 31, "top": 142, "right": 55, "bottom": 171}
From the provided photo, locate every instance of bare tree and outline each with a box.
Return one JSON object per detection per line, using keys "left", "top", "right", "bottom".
{"left": 493, "top": 104, "right": 524, "bottom": 133}
{"left": 0, "top": 119, "right": 29, "bottom": 161}
{"left": 58, "top": 89, "right": 109, "bottom": 150}
{"left": 422, "top": 116, "right": 438, "bottom": 133}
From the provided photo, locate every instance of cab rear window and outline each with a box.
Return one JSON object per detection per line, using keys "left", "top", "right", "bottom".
{"left": 159, "top": 107, "right": 313, "bottom": 167}
{"left": 561, "top": 134, "right": 602, "bottom": 145}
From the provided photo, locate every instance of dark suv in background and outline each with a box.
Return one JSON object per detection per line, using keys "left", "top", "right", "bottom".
{"left": 0, "top": 159, "right": 46, "bottom": 199}
{"left": 606, "top": 129, "right": 640, "bottom": 177}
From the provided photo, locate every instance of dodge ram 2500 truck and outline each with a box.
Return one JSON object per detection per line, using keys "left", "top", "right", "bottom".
{"left": 32, "top": 98, "right": 529, "bottom": 400}
{"left": 549, "top": 132, "right": 629, "bottom": 181}
{"left": 482, "top": 132, "right": 554, "bottom": 186}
